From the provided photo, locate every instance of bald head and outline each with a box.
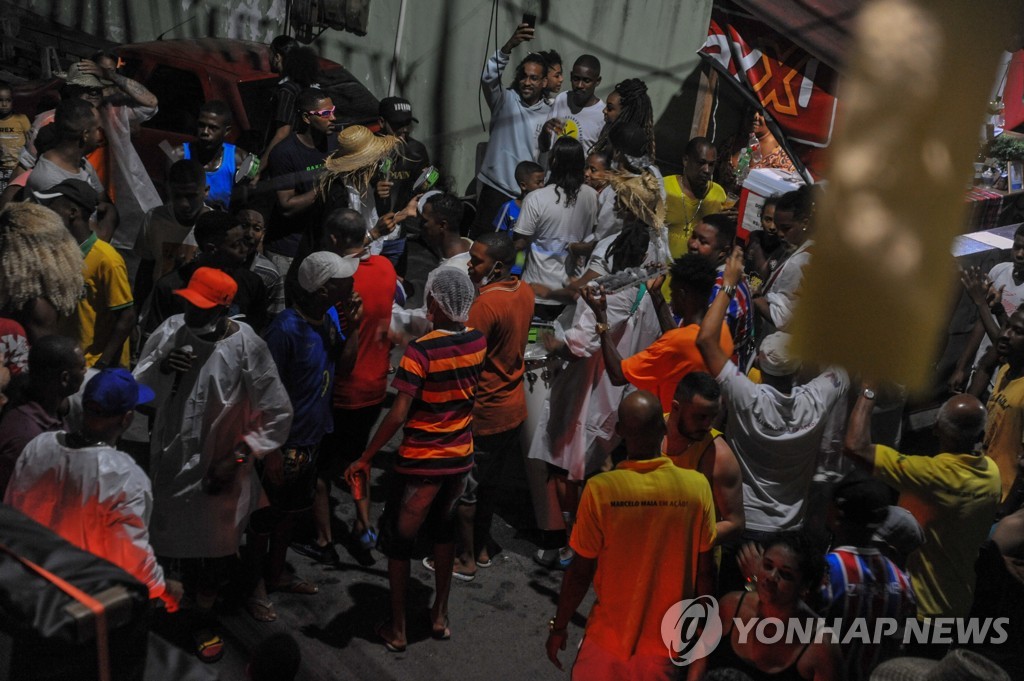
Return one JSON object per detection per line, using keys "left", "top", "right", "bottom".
{"left": 935, "top": 394, "right": 987, "bottom": 453}
{"left": 617, "top": 390, "right": 666, "bottom": 460}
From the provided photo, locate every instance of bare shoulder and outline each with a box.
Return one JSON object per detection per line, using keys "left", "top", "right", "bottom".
{"left": 798, "top": 637, "right": 841, "bottom": 681}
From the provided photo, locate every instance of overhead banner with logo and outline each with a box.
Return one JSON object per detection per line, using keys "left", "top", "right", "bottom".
{"left": 699, "top": 11, "right": 841, "bottom": 155}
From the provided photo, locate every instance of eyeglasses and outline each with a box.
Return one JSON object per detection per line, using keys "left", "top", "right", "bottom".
{"left": 307, "top": 106, "right": 336, "bottom": 119}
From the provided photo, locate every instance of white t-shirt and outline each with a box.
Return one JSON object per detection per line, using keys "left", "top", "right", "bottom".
{"left": 716, "top": 360, "right": 849, "bottom": 532}
{"left": 589, "top": 185, "right": 621, "bottom": 243}
{"left": 975, "top": 261, "right": 1024, "bottom": 361}
{"left": 549, "top": 92, "right": 606, "bottom": 153}
{"left": 516, "top": 183, "right": 598, "bottom": 305}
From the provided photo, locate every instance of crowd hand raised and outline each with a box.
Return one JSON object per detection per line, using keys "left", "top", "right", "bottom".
{"left": 504, "top": 24, "right": 535, "bottom": 52}
{"left": 987, "top": 282, "right": 1005, "bottom": 312}
{"left": 76, "top": 58, "right": 112, "bottom": 81}
{"left": 376, "top": 180, "right": 393, "bottom": 199}
{"left": 724, "top": 244, "right": 745, "bottom": 286}
{"left": 580, "top": 284, "right": 608, "bottom": 322}
{"left": 960, "top": 266, "right": 993, "bottom": 308}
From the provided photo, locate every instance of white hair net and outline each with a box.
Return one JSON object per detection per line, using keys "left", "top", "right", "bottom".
{"left": 428, "top": 267, "right": 476, "bottom": 323}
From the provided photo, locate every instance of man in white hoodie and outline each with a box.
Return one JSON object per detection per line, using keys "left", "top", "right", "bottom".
{"left": 471, "top": 22, "right": 552, "bottom": 237}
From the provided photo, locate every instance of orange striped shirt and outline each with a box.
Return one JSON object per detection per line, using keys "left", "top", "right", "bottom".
{"left": 391, "top": 328, "right": 487, "bottom": 475}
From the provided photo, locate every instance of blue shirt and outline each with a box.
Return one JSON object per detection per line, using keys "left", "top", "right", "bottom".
{"left": 183, "top": 142, "right": 237, "bottom": 211}
{"left": 493, "top": 199, "right": 524, "bottom": 276}
{"left": 263, "top": 307, "right": 343, "bottom": 446}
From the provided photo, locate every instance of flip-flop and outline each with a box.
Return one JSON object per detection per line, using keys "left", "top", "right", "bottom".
{"left": 269, "top": 578, "right": 319, "bottom": 595}
{"left": 376, "top": 620, "right": 406, "bottom": 653}
{"left": 245, "top": 596, "right": 277, "bottom": 622}
{"left": 431, "top": 616, "right": 451, "bottom": 641}
{"left": 193, "top": 629, "right": 224, "bottom": 663}
{"left": 421, "top": 556, "right": 476, "bottom": 582}
{"left": 476, "top": 558, "right": 493, "bottom": 568}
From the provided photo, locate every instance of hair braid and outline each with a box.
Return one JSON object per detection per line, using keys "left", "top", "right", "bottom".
{"left": 606, "top": 217, "right": 652, "bottom": 273}
{"left": 595, "top": 78, "right": 655, "bottom": 157}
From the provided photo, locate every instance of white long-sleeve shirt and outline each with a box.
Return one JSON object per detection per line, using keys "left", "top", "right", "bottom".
{"left": 477, "top": 49, "right": 552, "bottom": 197}
{"left": 4, "top": 431, "right": 166, "bottom": 599}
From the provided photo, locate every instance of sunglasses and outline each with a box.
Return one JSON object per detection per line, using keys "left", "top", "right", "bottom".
{"left": 307, "top": 106, "right": 336, "bottom": 119}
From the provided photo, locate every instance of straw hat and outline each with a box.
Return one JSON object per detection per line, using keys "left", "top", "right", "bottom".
{"left": 870, "top": 649, "right": 1009, "bottom": 681}
{"left": 323, "top": 125, "right": 400, "bottom": 175}
{"left": 607, "top": 170, "right": 666, "bottom": 228}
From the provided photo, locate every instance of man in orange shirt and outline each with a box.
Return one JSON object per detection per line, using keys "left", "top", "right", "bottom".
{"left": 581, "top": 253, "right": 732, "bottom": 413}
{"left": 546, "top": 390, "right": 715, "bottom": 679}
{"left": 452, "top": 232, "right": 534, "bottom": 579}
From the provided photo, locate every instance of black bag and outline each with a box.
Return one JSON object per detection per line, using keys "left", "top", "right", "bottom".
{"left": 0, "top": 505, "right": 151, "bottom": 681}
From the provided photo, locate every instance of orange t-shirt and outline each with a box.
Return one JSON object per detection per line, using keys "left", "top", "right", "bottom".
{"left": 621, "top": 323, "right": 733, "bottom": 413}
{"left": 467, "top": 277, "right": 535, "bottom": 436}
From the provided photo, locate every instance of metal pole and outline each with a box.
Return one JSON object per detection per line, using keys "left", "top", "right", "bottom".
{"left": 387, "top": 0, "right": 408, "bottom": 96}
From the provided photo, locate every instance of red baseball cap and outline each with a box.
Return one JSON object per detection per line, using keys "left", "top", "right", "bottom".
{"left": 173, "top": 267, "right": 237, "bottom": 309}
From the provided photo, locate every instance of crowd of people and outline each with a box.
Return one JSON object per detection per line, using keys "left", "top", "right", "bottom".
{"left": 0, "top": 22, "right": 1022, "bottom": 681}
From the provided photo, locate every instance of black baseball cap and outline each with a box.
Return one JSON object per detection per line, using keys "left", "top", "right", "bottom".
{"left": 378, "top": 97, "right": 418, "bottom": 127}
{"left": 33, "top": 179, "right": 100, "bottom": 213}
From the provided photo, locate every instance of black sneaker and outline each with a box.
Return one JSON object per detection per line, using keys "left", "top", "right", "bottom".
{"left": 291, "top": 541, "right": 341, "bottom": 566}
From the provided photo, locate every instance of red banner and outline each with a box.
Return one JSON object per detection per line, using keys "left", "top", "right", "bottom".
{"left": 700, "top": 14, "right": 840, "bottom": 149}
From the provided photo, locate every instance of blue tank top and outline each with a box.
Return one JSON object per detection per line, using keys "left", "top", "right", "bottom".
{"left": 183, "top": 142, "right": 236, "bottom": 210}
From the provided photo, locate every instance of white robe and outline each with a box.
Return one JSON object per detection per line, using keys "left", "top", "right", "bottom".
{"left": 526, "top": 286, "right": 661, "bottom": 481}
{"left": 134, "top": 315, "right": 293, "bottom": 558}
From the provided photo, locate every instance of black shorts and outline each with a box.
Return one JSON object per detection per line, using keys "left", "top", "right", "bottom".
{"left": 258, "top": 443, "right": 320, "bottom": 513}
{"left": 377, "top": 471, "right": 467, "bottom": 561}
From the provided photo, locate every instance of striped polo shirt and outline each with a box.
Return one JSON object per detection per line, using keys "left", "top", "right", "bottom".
{"left": 822, "top": 546, "right": 916, "bottom": 678}
{"left": 391, "top": 328, "right": 487, "bottom": 475}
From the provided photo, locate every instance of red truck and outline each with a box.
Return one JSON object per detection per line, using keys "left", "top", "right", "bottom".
{"left": 13, "top": 37, "right": 379, "bottom": 183}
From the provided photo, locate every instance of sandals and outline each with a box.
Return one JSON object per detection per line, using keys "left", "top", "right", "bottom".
{"left": 421, "top": 556, "right": 476, "bottom": 582}
{"left": 245, "top": 596, "right": 277, "bottom": 622}
{"left": 431, "top": 616, "right": 451, "bottom": 641}
{"left": 193, "top": 628, "right": 225, "bottom": 663}
{"left": 375, "top": 619, "right": 406, "bottom": 652}
{"left": 269, "top": 578, "right": 319, "bottom": 595}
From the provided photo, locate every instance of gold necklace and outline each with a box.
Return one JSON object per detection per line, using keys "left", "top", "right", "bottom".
{"left": 682, "top": 178, "right": 712, "bottom": 232}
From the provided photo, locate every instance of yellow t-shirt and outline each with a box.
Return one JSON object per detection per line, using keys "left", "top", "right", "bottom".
{"left": 984, "top": 364, "right": 1024, "bottom": 499}
{"left": 663, "top": 175, "right": 727, "bottom": 259}
{"left": 570, "top": 456, "right": 716, "bottom": 659}
{"left": 873, "top": 444, "right": 1000, "bottom": 619}
{"left": 0, "top": 113, "right": 30, "bottom": 171}
{"left": 79, "top": 233, "right": 134, "bottom": 367}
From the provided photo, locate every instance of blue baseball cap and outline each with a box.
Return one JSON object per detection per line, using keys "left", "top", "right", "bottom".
{"left": 83, "top": 368, "right": 156, "bottom": 415}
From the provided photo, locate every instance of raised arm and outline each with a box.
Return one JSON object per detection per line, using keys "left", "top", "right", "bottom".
{"left": 78, "top": 60, "right": 158, "bottom": 109}
{"left": 697, "top": 245, "right": 744, "bottom": 377}
{"left": 710, "top": 438, "right": 745, "bottom": 546}
{"left": 842, "top": 385, "right": 876, "bottom": 470}
{"left": 482, "top": 24, "right": 534, "bottom": 108}
{"left": 580, "top": 285, "right": 628, "bottom": 386}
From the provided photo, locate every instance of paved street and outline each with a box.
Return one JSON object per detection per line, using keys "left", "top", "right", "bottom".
{"left": 190, "top": 427, "right": 597, "bottom": 681}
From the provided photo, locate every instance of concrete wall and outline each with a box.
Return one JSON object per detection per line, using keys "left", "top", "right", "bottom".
{"left": 16, "top": 0, "right": 714, "bottom": 191}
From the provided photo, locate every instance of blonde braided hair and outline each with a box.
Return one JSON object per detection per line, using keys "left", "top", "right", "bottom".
{"left": 0, "top": 202, "right": 84, "bottom": 317}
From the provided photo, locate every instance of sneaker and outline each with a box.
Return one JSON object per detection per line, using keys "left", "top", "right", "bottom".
{"left": 358, "top": 528, "right": 378, "bottom": 552}
{"left": 533, "top": 546, "right": 574, "bottom": 570}
{"left": 291, "top": 541, "right": 341, "bottom": 566}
